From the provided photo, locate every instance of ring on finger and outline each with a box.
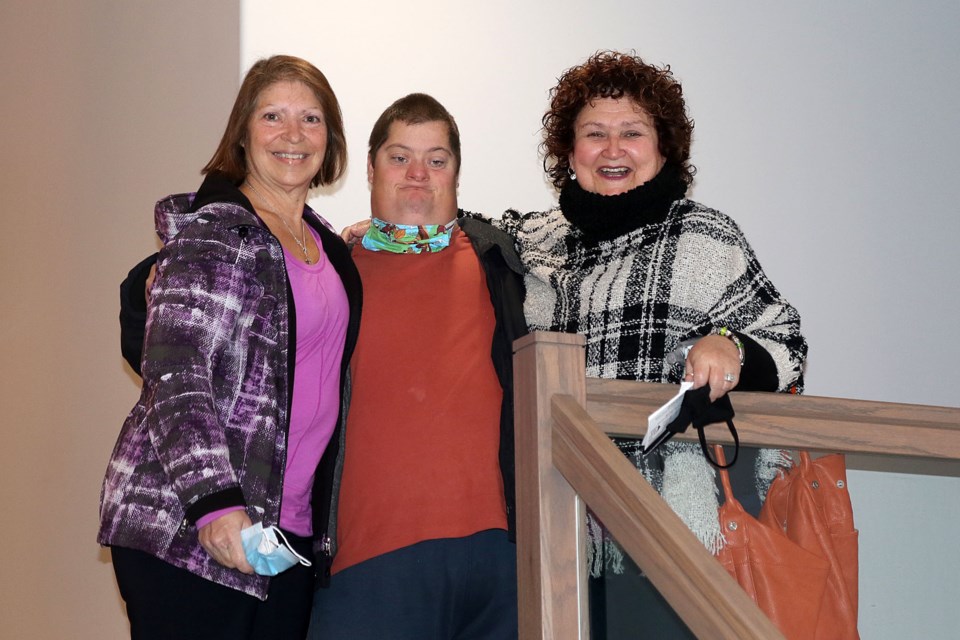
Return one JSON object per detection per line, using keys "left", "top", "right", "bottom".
{"left": 724, "top": 372, "right": 736, "bottom": 383}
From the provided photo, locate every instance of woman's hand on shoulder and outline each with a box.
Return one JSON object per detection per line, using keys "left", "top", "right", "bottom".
{"left": 198, "top": 510, "right": 255, "bottom": 574}
{"left": 684, "top": 334, "right": 742, "bottom": 402}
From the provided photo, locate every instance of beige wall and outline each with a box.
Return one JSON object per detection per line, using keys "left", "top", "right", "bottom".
{"left": 0, "top": 2, "right": 239, "bottom": 636}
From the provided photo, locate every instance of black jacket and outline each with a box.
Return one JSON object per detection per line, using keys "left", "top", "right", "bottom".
{"left": 457, "top": 216, "right": 528, "bottom": 536}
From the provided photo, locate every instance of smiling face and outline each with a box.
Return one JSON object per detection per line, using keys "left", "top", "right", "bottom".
{"left": 367, "top": 120, "right": 458, "bottom": 225}
{"left": 245, "top": 80, "right": 327, "bottom": 194}
{"left": 568, "top": 97, "right": 666, "bottom": 196}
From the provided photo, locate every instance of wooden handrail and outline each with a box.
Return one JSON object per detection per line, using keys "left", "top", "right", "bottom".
{"left": 585, "top": 379, "right": 960, "bottom": 460}
{"left": 513, "top": 332, "right": 960, "bottom": 639}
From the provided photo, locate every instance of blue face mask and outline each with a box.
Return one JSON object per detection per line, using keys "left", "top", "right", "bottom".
{"left": 240, "top": 522, "right": 312, "bottom": 576}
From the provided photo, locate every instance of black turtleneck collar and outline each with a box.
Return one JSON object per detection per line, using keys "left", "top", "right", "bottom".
{"left": 559, "top": 163, "right": 688, "bottom": 245}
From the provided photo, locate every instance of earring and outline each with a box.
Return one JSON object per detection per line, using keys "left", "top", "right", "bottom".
{"left": 568, "top": 166, "right": 577, "bottom": 181}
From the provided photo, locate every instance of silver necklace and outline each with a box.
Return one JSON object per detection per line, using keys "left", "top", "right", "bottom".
{"left": 245, "top": 181, "right": 313, "bottom": 264}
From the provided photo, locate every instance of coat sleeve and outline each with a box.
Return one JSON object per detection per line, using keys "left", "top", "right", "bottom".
{"left": 697, "top": 212, "right": 807, "bottom": 393}
{"left": 140, "top": 218, "right": 255, "bottom": 517}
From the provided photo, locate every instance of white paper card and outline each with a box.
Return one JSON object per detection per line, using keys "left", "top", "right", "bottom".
{"left": 642, "top": 380, "right": 694, "bottom": 451}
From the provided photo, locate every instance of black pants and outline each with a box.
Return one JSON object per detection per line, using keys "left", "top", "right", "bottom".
{"left": 310, "top": 529, "right": 518, "bottom": 640}
{"left": 112, "top": 536, "right": 314, "bottom": 640}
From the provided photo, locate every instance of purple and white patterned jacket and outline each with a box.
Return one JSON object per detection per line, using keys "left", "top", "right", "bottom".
{"left": 98, "top": 174, "right": 361, "bottom": 599}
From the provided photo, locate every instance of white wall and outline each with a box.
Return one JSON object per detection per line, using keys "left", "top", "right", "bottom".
{"left": 0, "top": 2, "right": 239, "bottom": 637}
{"left": 243, "top": 1, "right": 960, "bottom": 638}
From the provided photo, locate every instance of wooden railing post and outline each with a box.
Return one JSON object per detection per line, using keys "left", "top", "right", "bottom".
{"left": 513, "top": 332, "right": 589, "bottom": 639}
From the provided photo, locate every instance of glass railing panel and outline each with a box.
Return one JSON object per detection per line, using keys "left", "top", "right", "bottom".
{"left": 586, "top": 441, "right": 765, "bottom": 640}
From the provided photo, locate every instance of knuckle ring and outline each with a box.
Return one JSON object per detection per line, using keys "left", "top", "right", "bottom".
{"left": 724, "top": 372, "right": 736, "bottom": 383}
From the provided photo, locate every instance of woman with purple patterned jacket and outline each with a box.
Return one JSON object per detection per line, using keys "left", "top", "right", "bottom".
{"left": 97, "top": 55, "right": 361, "bottom": 639}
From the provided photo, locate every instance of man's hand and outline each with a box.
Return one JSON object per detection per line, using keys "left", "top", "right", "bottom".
{"left": 144, "top": 264, "right": 157, "bottom": 306}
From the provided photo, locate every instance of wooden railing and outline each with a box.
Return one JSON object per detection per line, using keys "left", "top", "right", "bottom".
{"left": 513, "top": 332, "right": 960, "bottom": 639}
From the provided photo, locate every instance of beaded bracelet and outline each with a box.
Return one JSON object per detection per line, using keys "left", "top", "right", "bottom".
{"left": 712, "top": 327, "right": 745, "bottom": 365}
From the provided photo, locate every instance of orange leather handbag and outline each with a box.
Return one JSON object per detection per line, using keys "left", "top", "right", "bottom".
{"left": 714, "top": 446, "right": 830, "bottom": 639}
{"left": 760, "top": 451, "right": 860, "bottom": 639}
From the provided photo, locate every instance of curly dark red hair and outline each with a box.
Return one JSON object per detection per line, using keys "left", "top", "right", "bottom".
{"left": 542, "top": 51, "right": 695, "bottom": 190}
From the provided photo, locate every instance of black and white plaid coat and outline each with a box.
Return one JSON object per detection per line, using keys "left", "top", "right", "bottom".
{"left": 500, "top": 199, "right": 806, "bottom": 390}
{"left": 499, "top": 192, "right": 806, "bottom": 566}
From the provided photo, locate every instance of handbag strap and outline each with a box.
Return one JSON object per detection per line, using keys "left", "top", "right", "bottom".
{"left": 698, "top": 418, "right": 739, "bottom": 469}
{"left": 713, "top": 444, "right": 736, "bottom": 502}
